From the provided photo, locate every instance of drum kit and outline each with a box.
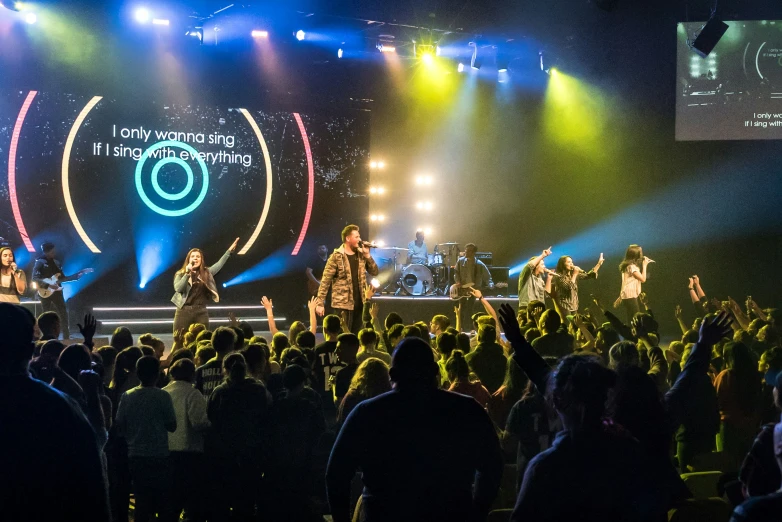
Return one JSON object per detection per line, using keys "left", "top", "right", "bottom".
{"left": 375, "top": 242, "right": 461, "bottom": 296}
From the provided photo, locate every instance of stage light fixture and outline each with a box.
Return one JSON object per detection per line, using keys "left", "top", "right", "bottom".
{"left": 377, "top": 240, "right": 385, "bottom": 247}
{"left": 415, "top": 175, "right": 433, "bottom": 186}
{"left": 295, "top": 30, "right": 305, "bottom": 41}
{"left": 435, "top": 45, "right": 441, "bottom": 56}
{"left": 377, "top": 160, "right": 385, "bottom": 169}
{"left": 152, "top": 18, "right": 169, "bottom": 26}
{"left": 337, "top": 48, "right": 343, "bottom": 58}
{"left": 251, "top": 30, "right": 268, "bottom": 38}
{"left": 0, "top": 1, "right": 22, "bottom": 12}
{"left": 496, "top": 55, "right": 509, "bottom": 73}
{"left": 421, "top": 52, "right": 434, "bottom": 65}
{"left": 457, "top": 62, "right": 465, "bottom": 73}
{"left": 134, "top": 7, "right": 150, "bottom": 24}
{"left": 24, "top": 11, "right": 36, "bottom": 24}
{"left": 377, "top": 187, "right": 385, "bottom": 195}
{"left": 370, "top": 161, "right": 378, "bottom": 169}
{"left": 377, "top": 43, "right": 396, "bottom": 53}
{"left": 139, "top": 283, "right": 146, "bottom": 289}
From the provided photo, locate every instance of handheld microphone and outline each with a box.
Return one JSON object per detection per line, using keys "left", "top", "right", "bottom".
{"left": 359, "top": 240, "right": 379, "bottom": 249}
{"left": 644, "top": 257, "right": 656, "bottom": 264}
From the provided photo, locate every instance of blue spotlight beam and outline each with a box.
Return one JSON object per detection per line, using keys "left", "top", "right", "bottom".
{"left": 224, "top": 245, "right": 300, "bottom": 287}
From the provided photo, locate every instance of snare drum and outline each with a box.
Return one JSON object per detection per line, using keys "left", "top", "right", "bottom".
{"left": 400, "top": 264, "right": 434, "bottom": 296}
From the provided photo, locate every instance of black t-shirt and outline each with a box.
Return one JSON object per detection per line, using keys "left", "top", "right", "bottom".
{"left": 333, "top": 363, "right": 358, "bottom": 404}
{"left": 531, "top": 329, "right": 574, "bottom": 360}
{"left": 185, "top": 278, "right": 210, "bottom": 306}
{"left": 308, "top": 255, "right": 328, "bottom": 280}
{"left": 312, "top": 341, "right": 343, "bottom": 408}
{"left": 347, "top": 253, "right": 360, "bottom": 308}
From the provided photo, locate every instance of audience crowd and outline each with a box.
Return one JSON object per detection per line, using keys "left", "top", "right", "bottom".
{"left": 3, "top": 275, "right": 782, "bottom": 522}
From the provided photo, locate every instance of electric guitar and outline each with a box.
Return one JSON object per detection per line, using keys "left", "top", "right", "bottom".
{"left": 449, "top": 282, "right": 475, "bottom": 300}
{"left": 37, "top": 268, "right": 94, "bottom": 299}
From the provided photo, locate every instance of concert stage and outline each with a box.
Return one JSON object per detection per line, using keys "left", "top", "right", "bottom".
{"left": 371, "top": 295, "right": 517, "bottom": 327}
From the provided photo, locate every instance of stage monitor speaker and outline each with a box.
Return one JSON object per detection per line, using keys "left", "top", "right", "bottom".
{"left": 487, "top": 266, "right": 509, "bottom": 296}
{"left": 476, "top": 252, "right": 493, "bottom": 266}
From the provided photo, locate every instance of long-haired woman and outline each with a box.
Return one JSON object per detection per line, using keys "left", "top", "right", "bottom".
{"left": 171, "top": 238, "right": 239, "bottom": 334}
{"left": 337, "top": 357, "right": 391, "bottom": 424}
{"left": 618, "top": 245, "right": 652, "bottom": 322}
{"left": 550, "top": 253, "right": 604, "bottom": 317}
{"left": 0, "top": 247, "right": 26, "bottom": 303}
{"left": 446, "top": 350, "right": 492, "bottom": 408}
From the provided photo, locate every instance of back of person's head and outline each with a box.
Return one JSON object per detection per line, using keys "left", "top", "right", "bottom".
{"left": 36, "top": 311, "right": 60, "bottom": 338}
{"left": 195, "top": 329, "right": 212, "bottom": 344}
{"left": 389, "top": 337, "right": 440, "bottom": 388}
{"left": 358, "top": 328, "right": 378, "bottom": 348}
{"left": 280, "top": 347, "right": 304, "bottom": 369}
{"left": 40, "top": 339, "right": 66, "bottom": 358}
{"left": 189, "top": 323, "right": 206, "bottom": 335}
{"left": 212, "top": 326, "right": 238, "bottom": 356}
{"left": 241, "top": 344, "right": 267, "bottom": 376}
{"left": 385, "top": 312, "right": 404, "bottom": 330}
{"left": 110, "top": 327, "right": 134, "bottom": 350}
{"left": 138, "top": 333, "right": 165, "bottom": 358}
{"left": 195, "top": 346, "right": 216, "bottom": 366}
{"left": 445, "top": 350, "right": 470, "bottom": 381}
{"left": 136, "top": 355, "right": 160, "bottom": 386}
{"left": 96, "top": 345, "right": 118, "bottom": 367}
{"left": 477, "top": 315, "right": 496, "bottom": 328}
{"left": 471, "top": 312, "right": 487, "bottom": 330}
{"left": 229, "top": 326, "right": 246, "bottom": 350}
{"left": 0, "top": 304, "right": 36, "bottom": 372}
{"left": 324, "top": 314, "right": 342, "bottom": 336}
{"left": 249, "top": 335, "right": 268, "bottom": 346}
{"left": 436, "top": 332, "right": 457, "bottom": 359}
{"left": 526, "top": 300, "right": 546, "bottom": 318}
{"left": 540, "top": 309, "right": 561, "bottom": 334}
{"left": 296, "top": 330, "right": 317, "bottom": 350}
{"left": 431, "top": 314, "right": 450, "bottom": 332}
{"left": 477, "top": 324, "right": 496, "bottom": 344}
{"left": 170, "top": 349, "right": 194, "bottom": 365}
{"left": 57, "top": 344, "right": 92, "bottom": 381}
{"left": 238, "top": 321, "right": 254, "bottom": 340}
{"left": 456, "top": 332, "right": 471, "bottom": 352}
{"left": 549, "top": 355, "right": 617, "bottom": 431}
{"left": 734, "top": 329, "right": 753, "bottom": 345}
{"left": 349, "top": 357, "right": 391, "bottom": 398}
{"left": 415, "top": 321, "right": 431, "bottom": 339}
{"left": 682, "top": 329, "right": 699, "bottom": 344}
{"left": 271, "top": 332, "right": 290, "bottom": 357}
{"left": 445, "top": 326, "right": 459, "bottom": 335}
{"left": 668, "top": 341, "right": 685, "bottom": 357}
{"left": 288, "top": 322, "right": 307, "bottom": 345}
{"left": 223, "top": 352, "right": 247, "bottom": 385}
{"left": 387, "top": 323, "right": 405, "bottom": 343}
{"left": 282, "top": 363, "right": 307, "bottom": 391}
{"left": 761, "top": 346, "right": 782, "bottom": 376}
{"left": 169, "top": 358, "right": 196, "bottom": 382}
{"left": 401, "top": 325, "right": 423, "bottom": 340}
{"left": 609, "top": 341, "right": 640, "bottom": 370}
{"left": 502, "top": 358, "right": 529, "bottom": 400}
{"left": 139, "top": 345, "right": 155, "bottom": 358}
{"left": 337, "top": 333, "right": 360, "bottom": 362}
{"left": 724, "top": 342, "right": 755, "bottom": 373}
{"left": 596, "top": 326, "right": 620, "bottom": 352}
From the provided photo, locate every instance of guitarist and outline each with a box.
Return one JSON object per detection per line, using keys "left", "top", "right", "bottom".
{"left": 452, "top": 243, "right": 493, "bottom": 333}
{"left": 306, "top": 244, "right": 329, "bottom": 297}
{"left": 32, "top": 243, "right": 73, "bottom": 339}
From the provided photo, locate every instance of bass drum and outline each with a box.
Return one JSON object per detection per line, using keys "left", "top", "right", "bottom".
{"left": 401, "top": 264, "right": 434, "bottom": 296}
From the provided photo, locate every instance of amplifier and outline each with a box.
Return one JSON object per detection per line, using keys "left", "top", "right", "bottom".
{"left": 476, "top": 252, "right": 493, "bottom": 266}
{"left": 486, "top": 266, "right": 510, "bottom": 296}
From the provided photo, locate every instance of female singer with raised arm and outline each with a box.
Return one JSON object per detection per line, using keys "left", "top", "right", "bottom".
{"left": 0, "top": 247, "right": 27, "bottom": 304}
{"left": 172, "top": 237, "right": 240, "bottom": 334}
{"left": 617, "top": 244, "right": 653, "bottom": 322}
{"left": 550, "top": 253, "right": 604, "bottom": 318}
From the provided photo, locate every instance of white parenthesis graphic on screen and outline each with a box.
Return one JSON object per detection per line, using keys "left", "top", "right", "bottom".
{"left": 237, "top": 109, "right": 273, "bottom": 255}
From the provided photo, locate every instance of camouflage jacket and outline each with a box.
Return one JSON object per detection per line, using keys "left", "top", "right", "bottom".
{"left": 317, "top": 245, "right": 379, "bottom": 310}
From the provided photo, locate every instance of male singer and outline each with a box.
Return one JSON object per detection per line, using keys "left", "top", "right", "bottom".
{"left": 315, "top": 225, "right": 379, "bottom": 333}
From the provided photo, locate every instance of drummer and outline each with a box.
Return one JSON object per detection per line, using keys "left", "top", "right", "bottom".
{"left": 407, "top": 229, "right": 428, "bottom": 265}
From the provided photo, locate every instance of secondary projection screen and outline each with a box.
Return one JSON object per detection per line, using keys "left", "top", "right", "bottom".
{"left": 0, "top": 90, "right": 369, "bottom": 303}
{"left": 676, "top": 20, "right": 782, "bottom": 141}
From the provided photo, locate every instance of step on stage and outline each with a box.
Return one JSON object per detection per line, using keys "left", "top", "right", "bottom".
{"left": 371, "top": 296, "right": 517, "bottom": 326}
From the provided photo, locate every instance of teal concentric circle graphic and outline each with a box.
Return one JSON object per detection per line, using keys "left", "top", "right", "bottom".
{"left": 135, "top": 140, "right": 209, "bottom": 217}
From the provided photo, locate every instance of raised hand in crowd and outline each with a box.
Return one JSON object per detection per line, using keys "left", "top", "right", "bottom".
{"left": 698, "top": 310, "right": 733, "bottom": 346}
{"left": 77, "top": 313, "right": 97, "bottom": 348}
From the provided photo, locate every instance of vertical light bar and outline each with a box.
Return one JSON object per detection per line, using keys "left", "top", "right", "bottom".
{"left": 291, "top": 113, "right": 314, "bottom": 256}
{"left": 8, "top": 91, "right": 37, "bottom": 252}
{"left": 237, "top": 109, "right": 273, "bottom": 255}
{"left": 63, "top": 96, "right": 103, "bottom": 253}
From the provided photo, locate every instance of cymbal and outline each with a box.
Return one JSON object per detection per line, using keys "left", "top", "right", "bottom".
{"left": 438, "top": 242, "right": 459, "bottom": 246}
{"left": 377, "top": 246, "right": 408, "bottom": 251}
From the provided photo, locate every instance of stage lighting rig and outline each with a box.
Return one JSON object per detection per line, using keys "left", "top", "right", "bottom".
{"left": 0, "top": 0, "right": 21, "bottom": 11}
{"left": 469, "top": 42, "right": 482, "bottom": 70}
{"left": 688, "top": 17, "right": 728, "bottom": 58}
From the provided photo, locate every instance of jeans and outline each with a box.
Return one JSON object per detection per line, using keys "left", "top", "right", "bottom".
{"left": 622, "top": 297, "right": 641, "bottom": 323}
{"left": 170, "top": 452, "right": 205, "bottom": 522}
{"left": 337, "top": 301, "right": 364, "bottom": 334}
{"left": 41, "top": 291, "right": 70, "bottom": 338}
{"left": 173, "top": 305, "right": 209, "bottom": 335}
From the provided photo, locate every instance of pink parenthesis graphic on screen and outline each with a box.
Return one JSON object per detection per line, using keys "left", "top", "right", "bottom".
{"left": 8, "top": 91, "right": 37, "bottom": 252}
{"left": 291, "top": 113, "right": 314, "bottom": 256}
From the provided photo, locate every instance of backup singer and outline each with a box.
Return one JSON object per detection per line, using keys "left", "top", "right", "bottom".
{"left": 171, "top": 237, "right": 239, "bottom": 334}
{"left": 618, "top": 244, "right": 653, "bottom": 321}
{"left": 550, "top": 253, "right": 604, "bottom": 317}
{"left": 0, "top": 247, "right": 26, "bottom": 304}
{"left": 315, "top": 225, "right": 379, "bottom": 334}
